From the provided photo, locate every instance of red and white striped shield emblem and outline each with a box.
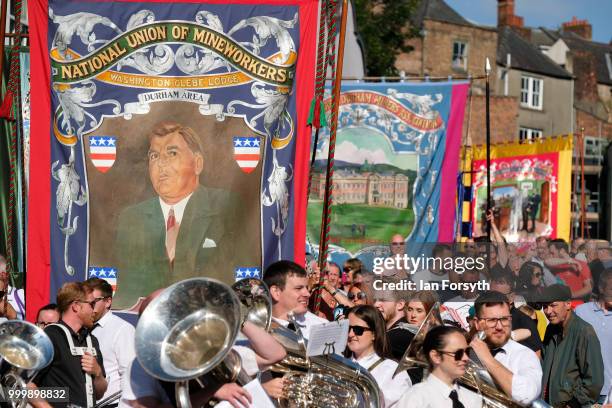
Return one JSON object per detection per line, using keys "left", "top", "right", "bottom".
{"left": 233, "top": 137, "right": 261, "bottom": 174}
{"left": 89, "top": 136, "right": 116, "bottom": 173}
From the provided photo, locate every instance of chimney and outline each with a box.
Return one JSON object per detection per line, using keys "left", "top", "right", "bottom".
{"left": 498, "top": 0, "right": 524, "bottom": 28}
{"left": 562, "top": 16, "right": 592, "bottom": 41}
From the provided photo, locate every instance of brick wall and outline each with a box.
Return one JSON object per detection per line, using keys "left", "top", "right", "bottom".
{"left": 576, "top": 109, "right": 612, "bottom": 140}
{"left": 395, "top": 20, "right": 497, "bottom": 93}
{"left": 463, "top": 94, "right": 519, "bottom": 145}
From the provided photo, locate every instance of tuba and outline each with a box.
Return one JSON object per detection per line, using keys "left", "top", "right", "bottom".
{"left": 0, "top": 320, "right": 54, "bottom": 408}
{"left": 393, "top": 303, "right": 526, "bottom": 408}
{"left": 135, "top": 278, "right": 242, "bottom": 408}
{"left": 268, "top": 321, "right": 383, "bottom": 408}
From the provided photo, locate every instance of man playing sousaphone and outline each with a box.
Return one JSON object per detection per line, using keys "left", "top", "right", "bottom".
{"left": 469, "top": 291, "right": 542, "bottom": 406}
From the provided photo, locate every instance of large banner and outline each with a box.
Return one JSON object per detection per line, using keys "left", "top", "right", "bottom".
{"left": 27, "top": 0, "right": 317, "bottom": 316}
{"left": 307, "top": 82, "right": 469, "bottom": 266}
{"left": 471, "top": 136, "right": 573, "bottom": 242}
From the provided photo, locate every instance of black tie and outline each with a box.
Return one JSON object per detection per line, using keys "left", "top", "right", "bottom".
{"left": 287, "top": 322, "right": 296, "bottom": 331}
{"left": 491, "top": 348, "right": 506, "bottom": 357}
{"left": 449, "top": 390, "right": 465, "bottom": 408}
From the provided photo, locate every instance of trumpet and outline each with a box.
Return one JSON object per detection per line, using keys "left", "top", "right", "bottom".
{"left": 394, "top": 303, "right": 526, "bottom": 408}
{"left": 0, "top": 320, "right": 54, "bottom": 408}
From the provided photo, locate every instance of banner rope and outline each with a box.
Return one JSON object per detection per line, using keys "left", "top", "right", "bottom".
{"left": 1, "top": 0, "right": 22, "bottom": 289}
{"left": 314, "top": 0, "right": 344, "bottom": 314}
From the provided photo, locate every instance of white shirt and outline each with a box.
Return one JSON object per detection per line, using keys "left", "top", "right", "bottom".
{"left": 353, "top": 352, "right": 412, "bottom": 408}
{"left": 5, "top": 285, "right": 25, "bottom": 320}
{"left": 492, "top": 339, "right": 542, "bottom": 405}
{"left": 92, "top": 311, "right": 136, "bottom": 403}
{"left": 398, "top": 372, "right": 483, "bottom": 408}
{"left": 442, "top": 297, "right": 476, "bottom": 330}
{"left": 272, "top": 311, "right": 327, "bottom": 340}
{"left": 159, "top": 192, "right": 192, "bottom": 226}
{"left": 119, "top": 358, "right": 170, "bottom": 407}
{"left": 119, "top": 345, "right": 253, "bottom": 408}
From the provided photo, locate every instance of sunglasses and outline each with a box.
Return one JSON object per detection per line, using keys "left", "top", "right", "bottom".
{"left": 349, "top": 325, "right": 373, "bottom": 336}
{"left": 75, "top": 299, "right": 97, "bottom": 309}
{"left": 439, "top": 347, "right": 472, "bottom": 361}
{"left": 391, "top": 242, "right": 405, "bottom": 246}
{"left": 0, "top": 291, "right": 4, "bottom": 298}
{"left": 348, "top": 292, "right": 367, "bottom": 301}
{"left": 36, "top": 321, "right": 55, "bottom": 328}
{"left": 343, "top": 267, "right": 353, "bottom": 272}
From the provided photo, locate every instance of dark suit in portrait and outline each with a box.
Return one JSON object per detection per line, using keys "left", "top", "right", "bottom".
{"left": 112, "top": 186, "right": 244, "bottom": 309}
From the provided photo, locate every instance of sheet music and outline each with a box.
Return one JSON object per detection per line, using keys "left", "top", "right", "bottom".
{"left": 215, "top": 378, "right": 275, "bottom": 408}
{"left": 306, "top": 320, "right": 349, "bottom": 357}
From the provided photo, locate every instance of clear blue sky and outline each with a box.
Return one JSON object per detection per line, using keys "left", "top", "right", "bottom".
{"left": 444, "top": 0, "right": 612, "bottom": 44}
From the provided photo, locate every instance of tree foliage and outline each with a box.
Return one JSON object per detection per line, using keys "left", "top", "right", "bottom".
{"left": 352, "top": 0, "right": 420, "bottom": 76}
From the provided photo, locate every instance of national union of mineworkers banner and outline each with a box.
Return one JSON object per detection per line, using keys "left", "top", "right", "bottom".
{"left": 27, "top": 0, "right": 317, "bottom": 317}
{"left": 471, "top": 136, "right": 573, "bottom": 242}
{"left": 307, "top": 82, "right": 469, "bottom": 266}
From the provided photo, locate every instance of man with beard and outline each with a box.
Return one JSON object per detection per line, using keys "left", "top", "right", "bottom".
{"left": 470, "top": 291, "right": 542, "bottom": 406}
{"left": 29, "top": 282, "right": 107, "bottom": 408}
{"left": 541, "top": 284, "right": 604, "bottom": 407}
{"left": 373, "top": 283, "right": 413, "bottom": 361}
{"left": 86, "top": 277, "right": 135, "bottom": 407}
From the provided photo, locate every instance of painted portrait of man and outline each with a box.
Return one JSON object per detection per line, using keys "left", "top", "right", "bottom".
{"left": 113, "top": 121, "right": 241, "bottom": 308}
{"left": 85, "top": 102, "right": 263, "bottom": 310}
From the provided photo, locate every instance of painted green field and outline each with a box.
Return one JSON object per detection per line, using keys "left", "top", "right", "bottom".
{"left": 307, "top": 200, "right": 414, "bottom": 253}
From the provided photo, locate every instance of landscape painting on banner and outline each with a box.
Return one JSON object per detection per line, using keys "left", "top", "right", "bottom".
{"left": 26, "top": 0, "right": 317, "bottom": 317}
{"left": 471, "top": 136, "right": 573, "bottom": 242}
{"left": 307, "top": 82, "right": 468, "bottom": 268}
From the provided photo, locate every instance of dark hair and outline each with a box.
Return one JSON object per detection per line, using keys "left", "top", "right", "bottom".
{"left": 517, "top": 261, "right": 543, "bottom": 291}
{"left": 263, "top": 260, "right": 307, "bottom": 290}
{"left": 490, "top": 271, "right": 515, "bottom": 289}
{"left": 347, "top": 305, "right": 388, "bottom": 357}
{"left": 84, "top": 277, "right": 113, "bottom": 298}
{"left": 37, "top": 303, "right": 58, "bottom": 318}
{"left": 474, "top": 291, "right": 510, "bottom": 318}
{"left": 347, "top": 282, "right": 374, "bottom": 305}
{"left": 422, "top": 325, "right": 466, "bottom": 368}
{"left": 598, "top": 269, "right": 612, "bottom": 296}
{"left": 549, "top": 238, "right": 569, "bottom": 254}
{"left": 148, "top": 121, "right": 204, "bottom": 156}
{"left": 344, "top": 258, "right": 363, "bottom": 273}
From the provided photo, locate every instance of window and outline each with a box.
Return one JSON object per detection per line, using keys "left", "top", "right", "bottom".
{"left": 519, "top": 127, "right": 543, "bottom": 142}
{"left": 520, "top": 76, "right": 543, "bottom": 110}
{"left": 452, "top": 41, "right": 468, "bottom": 70}
{"left": 605, "top": 53, "right": 612, "bottom": 80}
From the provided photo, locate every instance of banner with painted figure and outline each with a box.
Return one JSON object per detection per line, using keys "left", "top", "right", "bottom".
{"left": 27, "top": 0, "right": 317, "bottom": 317}
{"left": 471, "top": 136, "right": 573, "bottom": 242}
{"left": 307, "top": 82, "right": 469, "bottom": 268}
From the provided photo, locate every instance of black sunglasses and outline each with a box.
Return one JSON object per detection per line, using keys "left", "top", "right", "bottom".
{"left": 348, "top": 292, "right": 367, "bottom": 301}
{"left": 0, "top": 291, "right": 5, "bottom": 298}
{"left": 75, "top": 299, "right": 97, "bottom": 309}
{"left": 349, "top": 325, "right": 373, "bottom": 336}
{"left": 439, "top": 347, "right": 471, "bottom": 361}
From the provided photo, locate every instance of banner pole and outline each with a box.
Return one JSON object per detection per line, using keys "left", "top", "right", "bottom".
{"left": 314, "top": 0, "right": 348, "bottom": 314}
{"left": 485, "top": 58, "right": 492, "bottom": 244}
{"left": 580, "top": 127, "right": 586, "bottom": 239}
